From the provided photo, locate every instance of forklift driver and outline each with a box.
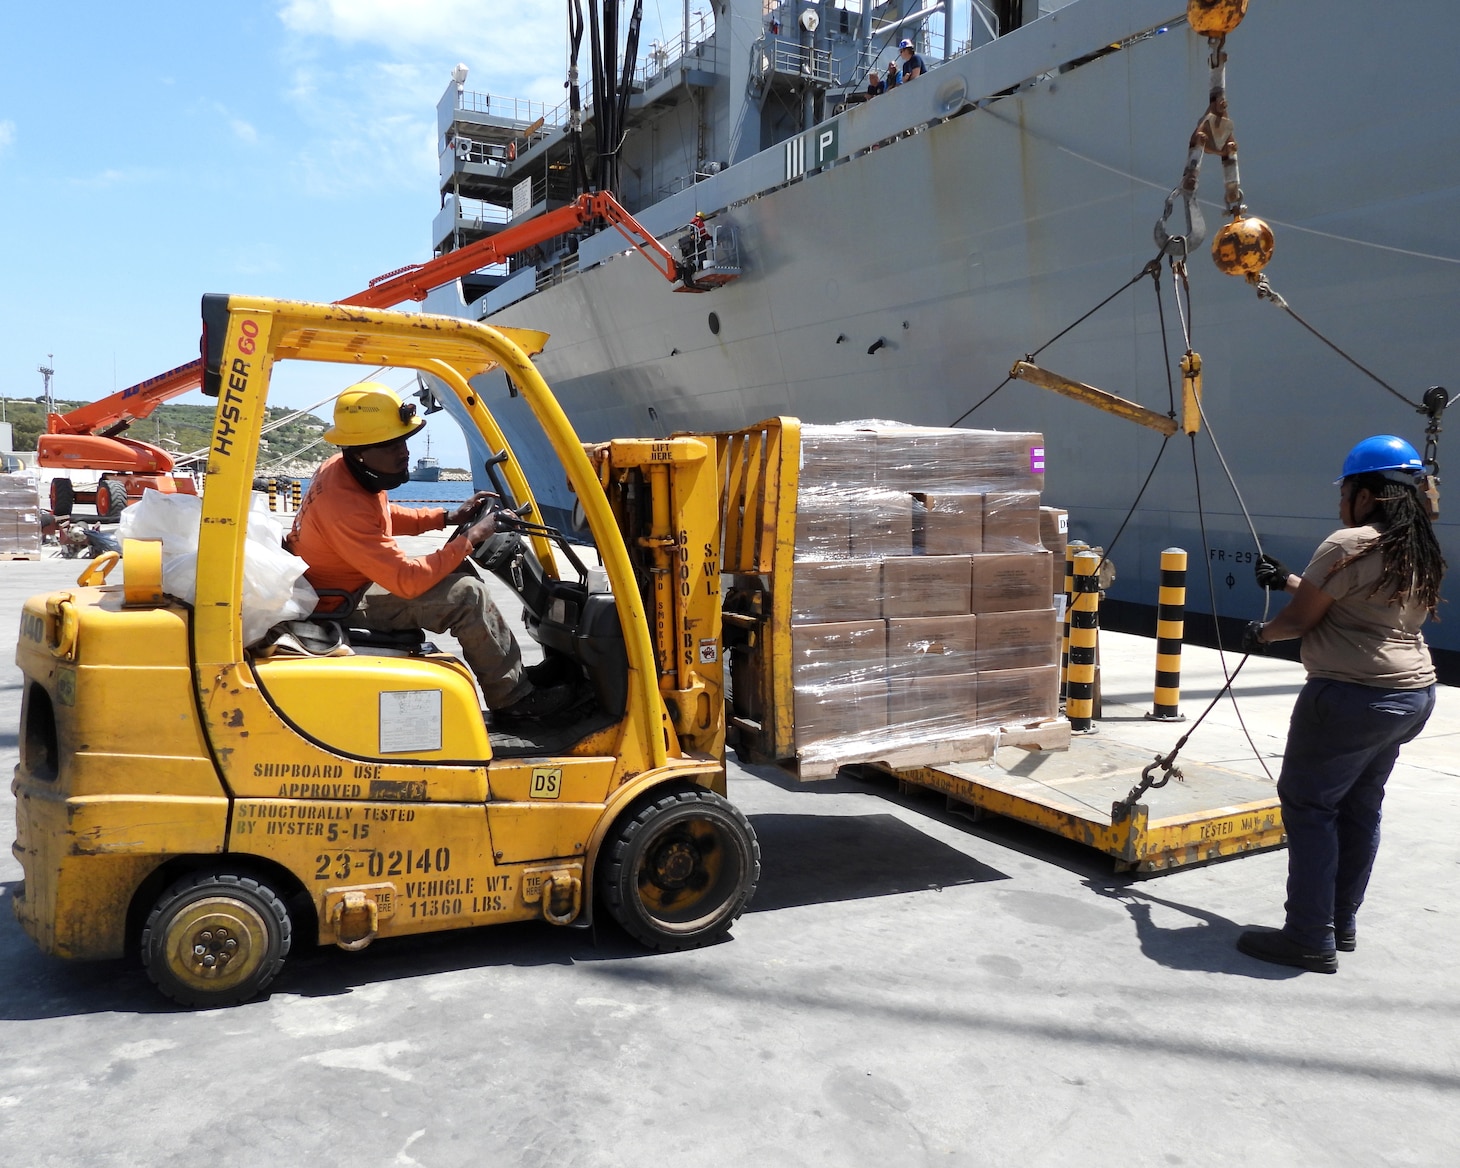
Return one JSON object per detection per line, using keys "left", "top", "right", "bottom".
{"left": 286, "top": 383, "right": 576, "bottom": 724}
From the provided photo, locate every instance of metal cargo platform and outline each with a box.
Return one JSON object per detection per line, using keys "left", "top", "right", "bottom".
{"left": 880, "top": 736, "right": 1286, "bottom": 873}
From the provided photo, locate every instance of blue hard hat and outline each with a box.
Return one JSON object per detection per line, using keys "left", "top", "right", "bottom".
{"left": 1335, "top": 434, "right": 1424, "bottom": 483}
{"left": 899, "top": 38, "right": 914, "bottom": 49}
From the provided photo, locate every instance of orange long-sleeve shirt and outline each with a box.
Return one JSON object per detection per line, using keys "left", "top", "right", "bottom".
{"left": 286, "top": 454, "right": 471, "bottom": 600}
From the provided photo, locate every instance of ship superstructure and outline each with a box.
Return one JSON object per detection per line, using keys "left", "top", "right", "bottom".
{"left": 423, "top": 0, "right": 1460, "bottom": 672}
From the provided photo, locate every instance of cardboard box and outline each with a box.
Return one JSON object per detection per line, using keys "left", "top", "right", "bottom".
{"left": 874, "top": 427, "right": 1045, "bottom": 493}
{"left": 1040, "top": 506, "right": 1069, "bottom": 598}
{"left": 794, "top": 497, "right": 853, "bottom": 560}
{"left": 793, "top": 679, "right": 889, "bottom": 755}
{"left": 977, "top": 666, "right": 1060, "bottom": 726}
{"left": 873, "top": 428, "right": 956, "bottom": 491}
{"left": 1039, "top": 506, "right": 1069, "bottom": 550}
{"left": 982, "top": 491, "right": 1042, "bottom": 551}
{"left": 885, "top": 614, "right": 979, "bottom": 678}
{"left": 882, "top": 555, "right": 972, "bottom": 619}
{"left": 848, "top": 490, "right": 913, "bottom": 557}
{"left": 953, "top": 430, "right": 1046, "bottom": 492}
{"left": 792, "top": 559, "right": 882, "bottom": 622}
{"left": 791, "top": 620, "right": 889, "bottom": 688}
{"left": 799, "top": 426, "right": 877, "bottom": 490}
{"left": 846, "top": 484, "right": 911, "bottom": 557}
{"left": 913, "top": 491, "right": 983, "bottom": 555}
{"left": 970, "top": 552, "right": 1053, "bottom": 614}
{"left": 976, "top": 609, "right": 1059, "bottom": 671}
{"left": 886, "top": 671, "right": 978, "bottom": 736}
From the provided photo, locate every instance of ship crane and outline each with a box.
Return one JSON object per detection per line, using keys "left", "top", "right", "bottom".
{"left": 40, "top": 190, "right": 737, "bottom": 517}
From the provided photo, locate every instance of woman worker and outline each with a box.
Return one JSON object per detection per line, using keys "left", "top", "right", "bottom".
{"left": 1237, "top": 435, "right": 1444, "bottom": 973}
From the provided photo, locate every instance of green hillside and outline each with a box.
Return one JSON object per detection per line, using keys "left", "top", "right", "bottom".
{"left": 1, "top": 398, "right": 332, "bottom": 469}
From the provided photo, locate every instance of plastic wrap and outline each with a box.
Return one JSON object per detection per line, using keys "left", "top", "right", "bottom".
{"left": 0, "top": 472, "right": 43, "bottom": 556}
{"left": 790, "top": 421, "right": 1061, "bottom": 768}
{"left": 119, "top": 490, "right": 318, "bottom": 646}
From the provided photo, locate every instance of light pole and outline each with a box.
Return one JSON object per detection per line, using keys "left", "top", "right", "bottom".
{"left": 37, "top": 354, "right": 54, "bottom": 416}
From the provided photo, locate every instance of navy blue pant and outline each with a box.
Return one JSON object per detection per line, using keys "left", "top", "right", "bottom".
{"left": 1277, "top": 678, "right": 1435, "bottom": 951}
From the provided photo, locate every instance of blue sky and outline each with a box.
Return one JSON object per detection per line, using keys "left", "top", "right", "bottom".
{"left": 0, "top": 1, "right": 679, "bottom": 469}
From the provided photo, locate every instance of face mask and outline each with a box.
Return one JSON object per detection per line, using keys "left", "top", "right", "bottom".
{"left": 343, "top": 451, "right": 410, "bottom": 493}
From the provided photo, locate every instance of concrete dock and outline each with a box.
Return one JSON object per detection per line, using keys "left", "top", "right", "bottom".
{"left": 1, "top": 552, "right": 1457, "bottom": 1166}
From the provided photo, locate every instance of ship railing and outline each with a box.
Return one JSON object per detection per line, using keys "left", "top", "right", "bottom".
{"left": 534, "top": 251, "right": 580, "bottom": 292}
{"left": 701, "top": 225, "right": 741, "bottom": 275}
{"left": 452, "top": 196, "right": 511, "bottom": 231}
{"left": 651, "top": 166, "right": 728, "bottom": 200}
{"left": 638, "top": 7, "right": 719, "bottom": 86}
{"left": 766, "top": 41, "right": 836, "bottom": 85}
{"left": 455, "top": 89, "right": 573, "bottom": 132}
{"left": 449, "top": 138, "right": 514, "bottom": 166}
{"left": 511, "top": 176, "right": 550, "bottom": 216}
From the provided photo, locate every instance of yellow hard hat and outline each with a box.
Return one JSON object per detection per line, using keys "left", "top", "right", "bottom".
{"left": 323, "top": 382, "right": 425, "bottom": 447}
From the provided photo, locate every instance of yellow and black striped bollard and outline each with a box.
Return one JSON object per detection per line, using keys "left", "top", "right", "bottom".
{"left": 1147, "top": 547, "right": 1188, "bottom": 722}
{"left": 291, "top": 480, "right": 303, "bottom": 511}
{"left": 1060, "top": 540, "right": 1087, "bottom": 702}
{"left": 1067, "top": 550, "right": 1101, "bottom": 733}
{"left": 267, "top": 480, "right": 278, "bottom": 512}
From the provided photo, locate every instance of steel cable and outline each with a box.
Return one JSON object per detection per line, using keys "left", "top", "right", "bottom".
{"left": 950, "top": 258, "right": 1162, "bottom": 427}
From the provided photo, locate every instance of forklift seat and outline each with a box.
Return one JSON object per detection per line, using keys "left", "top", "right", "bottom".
{"left": 310, "top": 587, "right": 430, "bottom": 654}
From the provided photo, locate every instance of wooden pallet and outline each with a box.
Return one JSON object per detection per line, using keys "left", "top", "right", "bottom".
{"left": 0, "top": 552, "right": 43, "bottom": 561}
{"left": 783, "top": 718, "right": 1069, "bottom": 781}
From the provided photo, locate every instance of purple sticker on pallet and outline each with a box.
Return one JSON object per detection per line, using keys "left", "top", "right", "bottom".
{"left": 1030, "top": 446, "right": 1046, "bottom": 474}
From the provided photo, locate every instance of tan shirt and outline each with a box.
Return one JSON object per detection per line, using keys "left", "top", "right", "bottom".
{"left": 1299, "top": 525, "right": 1435, "bottom": 689}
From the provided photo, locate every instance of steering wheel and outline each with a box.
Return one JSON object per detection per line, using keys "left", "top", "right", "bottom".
{"left": 448, "top": 493, "right": 497, "bottom": 544}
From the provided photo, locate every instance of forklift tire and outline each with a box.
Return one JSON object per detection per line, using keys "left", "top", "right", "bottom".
{"left": 599, "top": 787, "right": 759, "bottom": 951}
{"left": 141, "top": 871, "right": 293, "bottom": 1008}
{"left": 102, "top": 479, "right": 129, "bottom": 518}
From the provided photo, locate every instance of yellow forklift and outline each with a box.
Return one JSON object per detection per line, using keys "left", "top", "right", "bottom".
{"left": 11, "top": 295, "right": 758, "bottom": 1007}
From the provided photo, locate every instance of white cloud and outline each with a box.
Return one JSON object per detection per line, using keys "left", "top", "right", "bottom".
{"left": 284, "top": 58, "right": 443, "bottom": 197}
{"left": 0, "top": 120, "right": 14, "bottom": 154}
{"left": 205, "top": 101, "right": 260, "bottom": 145}
{"left": 277, "top": 0, "right": 568, "bottom": 106}
{"left": 69, "top": 166, "right": 160, "bottom": 189}
{"left": 271, "top": 1, "right": 694, "bottom": 198}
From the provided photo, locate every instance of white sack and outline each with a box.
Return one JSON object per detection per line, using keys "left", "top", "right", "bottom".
{"left": 119, "top": 490, "right": 318, "bottom": 646}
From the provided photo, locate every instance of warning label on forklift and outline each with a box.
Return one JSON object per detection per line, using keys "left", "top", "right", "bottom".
{"left": 699, "top": 638, "right": 718, "bottom": 664}
{"left": 379, "top": 690, "right": 443, "bottom": 754}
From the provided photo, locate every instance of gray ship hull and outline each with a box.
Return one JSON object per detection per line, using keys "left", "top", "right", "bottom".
{"left": 434, "top": 0, "right": 1460, "bottom": 663}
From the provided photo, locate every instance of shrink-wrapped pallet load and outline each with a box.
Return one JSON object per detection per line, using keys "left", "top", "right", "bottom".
{"left": 789, "top": 422, "right": 1061, "bottom": 772}
{"left": 0, "top": 473, "right": 43, "bottom": 558}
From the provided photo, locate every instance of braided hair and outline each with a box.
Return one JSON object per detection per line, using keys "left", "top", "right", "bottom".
{"left": 1332, "top": 471, "right": 1447, "bottom": 617}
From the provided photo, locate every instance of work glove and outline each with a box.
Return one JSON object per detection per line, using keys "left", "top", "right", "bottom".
{"left": 1240, "top": 620, "right": 1268, "bottom": 656}
{"left": 1254, "top": 554, "right": 1291, "bottom": 591}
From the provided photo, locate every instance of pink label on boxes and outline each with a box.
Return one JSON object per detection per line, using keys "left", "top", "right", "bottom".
{"left": 1030, "top": 446, "right": 1046, "bottom": 474}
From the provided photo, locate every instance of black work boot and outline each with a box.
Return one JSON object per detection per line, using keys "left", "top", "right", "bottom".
{"left": 1334, "top": 923, "right": 1357, "bottom": 952}
{"left": 493, "top": 683, "right": 577, "bottom": 725}
{"left": 1236, "top": 929, "right": 1338, "bottom": 974}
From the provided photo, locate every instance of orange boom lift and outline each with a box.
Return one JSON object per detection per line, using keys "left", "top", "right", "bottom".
{"left": 41, "top": 191, "right": 701, "bottom": 517}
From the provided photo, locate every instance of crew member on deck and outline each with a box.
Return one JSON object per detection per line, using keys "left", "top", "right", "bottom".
{"left": 898, "top": 38, "right": 925, "bottom": 82}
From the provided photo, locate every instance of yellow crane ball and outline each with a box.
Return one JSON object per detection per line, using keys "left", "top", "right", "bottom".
{"left": 1212, "top": 215, "right": 1274, "bottom": 276}
{"left": 1187, "top": 0, "right": 1249, "bottom": 38}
